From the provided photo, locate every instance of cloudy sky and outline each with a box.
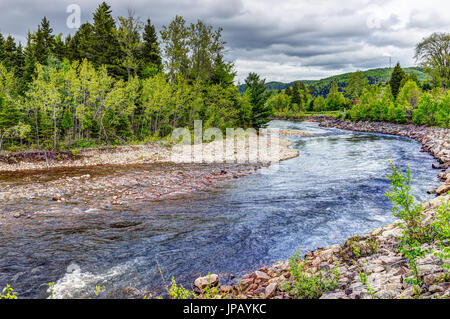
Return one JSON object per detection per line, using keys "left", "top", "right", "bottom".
{"left": 0, "top": 0, "right": 449, "bottom": 82}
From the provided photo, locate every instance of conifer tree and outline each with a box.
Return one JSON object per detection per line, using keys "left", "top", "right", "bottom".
{"left": 244, "top": 72, "right": 272, "bottom": 129}
{"left": 91, "top": 2, "right": 122, "bottom": 77}
{"left": 141, "top": 18, "right": 162, "bottom": 74}
{"left": 389, "top": 62, "right": 406, "bottom": 99}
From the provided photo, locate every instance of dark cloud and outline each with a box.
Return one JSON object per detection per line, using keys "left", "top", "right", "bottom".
{"left": 0, "top": 0, "right": 449, "bottom": 82}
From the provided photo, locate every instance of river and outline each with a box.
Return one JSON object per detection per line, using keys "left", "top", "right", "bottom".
{"left": 0, "top": 120, "right": 440, "bottom": 298}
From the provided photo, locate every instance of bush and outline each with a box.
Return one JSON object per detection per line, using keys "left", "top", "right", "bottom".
{"left": 282, "top": 248, "right": 340, "bottom": 299}
{"left": 432, "top": 196, "right": 450, "bottom": 270}
{"left": 385, "top": 161, "right": 432, "bottom": 285}
{"left": 0, "top": 285, "right": 17, "bottom": 299}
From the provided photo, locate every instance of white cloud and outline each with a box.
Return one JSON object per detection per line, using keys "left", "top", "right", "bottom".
{"left": 0, "top": 0, "right": 449, "bottom": 82}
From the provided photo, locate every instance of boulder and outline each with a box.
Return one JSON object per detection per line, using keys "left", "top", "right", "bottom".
{"left": 265, "top": 283, "right": 278, "bottom": 298}
{"left": 254, "top": 270, "right": 271, "bottom": 281}
{"left": 194, "top": 274, "right": 219, "bottom": 290}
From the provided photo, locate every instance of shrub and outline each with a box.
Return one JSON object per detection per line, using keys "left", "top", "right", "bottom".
{"left": 0, "top": 285, "right": 17, "bottom": 299}
{"left": 339, "top": 235, "right": 379, "bottom": 262}
{"left": 166, "top": 277, "right": 192, "bottom": 299}
{"left": 432, "top": 196, "right": 450, "bottom": 270}
{"left": 385, "top": 161, "right": 431, "bottom": 285}
{"left": 282, "top": 248, "right": 339, "bottom": 299}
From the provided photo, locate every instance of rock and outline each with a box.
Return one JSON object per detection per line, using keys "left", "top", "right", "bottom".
{"left": 247, "top": 283, "right": 258, "bottom": 292}
{"left": 240, "top": 278, "right": 254, "bottom": 288}
{"left": 397, "top": 287, "right": 414, "bottom": 299}
{"left": 435, "top": 183, "right": 450, "bottom": 195}
{"left": 194, "top": 274, "right": 219, "bottom": 290}
{"left": 372, "top": 266, "right": 385, "bottom": 273}
{"left": 220, "top": 285, "right": 234, "bottom": 293}
{"left": 376, "top": 290, "right": 398, "bottom": 299}
{"left": 265, "top": 283, "right": 278, "bottom": 298}
{"left": 13, "top": 213, "right": 21, "bottom": 218}
{"left": 423, "top": 274, "right": 441, "bottom": 285}
{"left": 320, "top": 291, "right": 346, "bottom": 299}
{"left": 254, "top": 270, "right": 271, "bottom": 282}
{"left": 428, "top": 285, "right": 444, "bottom": 293}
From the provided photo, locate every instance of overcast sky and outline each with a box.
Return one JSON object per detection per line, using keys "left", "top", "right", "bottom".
{"left": 0, "top": 0, "right": 449, "bottom": 82}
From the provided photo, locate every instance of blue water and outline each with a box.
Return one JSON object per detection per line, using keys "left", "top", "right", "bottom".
{"left": 0, "top": 120, "right": 440, "bottom": 298}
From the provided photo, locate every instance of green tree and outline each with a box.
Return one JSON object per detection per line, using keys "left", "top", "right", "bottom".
{"left": 389, "top": 63, "right": 406, "bottom": 99}
{"left": 116, "top": 10, "right": 144, "bottom": 79}
{"left": 160, "top": 15, "right": 190, "bottom": 81}
{"left": 244, "top": 72, "right": 272, "bottom": 129}
{"left": 141, "top": 18, "right": 163, "bottom": 76}
{"left": 325, "top": 81, "right": 347, "bottom": 110}
{"left": 415, "top": 33, "right": 450, "bottom": 89}
{"left": 345, "top": 71, "right": 369, "bottom": 102}
{"left": 91, "top": 2, "right": 122, "bottom": 77}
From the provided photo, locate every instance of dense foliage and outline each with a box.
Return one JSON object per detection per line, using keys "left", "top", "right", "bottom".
{"left": 0, "top": 2, "right": 270, "bottom": 151}
{"left": 239, "top": 67, "right": 428, "bottom": 96}
{"left": 268, "top": 59, "right": 449, "bottom": 128}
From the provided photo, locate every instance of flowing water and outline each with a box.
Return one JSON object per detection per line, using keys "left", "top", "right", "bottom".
{"left": 0, "top": 120, "right": 441, "bottom": 298}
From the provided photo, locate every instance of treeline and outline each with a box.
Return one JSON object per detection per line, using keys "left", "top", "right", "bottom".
{"left": 267, "top": 80, "right": 349, "bottom": 117}
{"left": 345, "top": 64, "right": 449, "bottom": 127}
{"left": 267, "top": 33, "right": 450, "bottom": 128}
{"left": 0, "top": 2, "right": 268, "bottom": 151}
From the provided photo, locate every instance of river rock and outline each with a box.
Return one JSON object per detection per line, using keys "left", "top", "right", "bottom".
{"left": 194, "top": 274, "right": 219, "bottom": 290}
{"left": 254, "top": 270, "right": 271, "bottom": 281}
{"left": 264, "top": 283, "right": 278, "bottom": 298}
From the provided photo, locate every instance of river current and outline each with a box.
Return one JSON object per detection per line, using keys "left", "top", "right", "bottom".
{"left": 0, "top": 120, "right": 440, "bottom": 298}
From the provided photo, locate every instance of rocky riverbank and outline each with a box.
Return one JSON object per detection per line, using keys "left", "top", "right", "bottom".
{"left": 0, "top": 135, "right": 298, "bottom": 223}
{"left": 0, "top": 135, "right": 298, "bottom": 173}
{"left": 194, "top": 117, "right": 449, "bottom": 300}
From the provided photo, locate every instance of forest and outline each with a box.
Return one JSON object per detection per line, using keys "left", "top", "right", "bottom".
{"left": 268, "top": 34, "right": 450, "bottom": 129}
{"left": 0, "top": 2, "right": 448, "bottom": 152}
{"left": 0, "top": 2, "right": 271, "bottom": 151}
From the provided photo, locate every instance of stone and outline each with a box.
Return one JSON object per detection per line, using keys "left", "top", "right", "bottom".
{"left": 397, "top": 287, "right": 414, "bottom": 299}
{"left": 319, "top": 291, "right": 346, "bottom": 299}
{"left": 220, "top": 285, "right": 234, "bottom": 293}
{"left": 265, "top": 283, "right": 278, "bottom": 298}
{"left": 194, "top": 274, "right": 219, "bottom": 290}
{"left": 376, "top": 290, "right": 398, "bottom": 299}
{"left": 254, "top": 270, "right": 271, "bottom": 281}
{"left": 436, "top": 183, "right": 450, "bottom": 195}
{"left": 428, "top": 285, "right": 444, "bottom": 293}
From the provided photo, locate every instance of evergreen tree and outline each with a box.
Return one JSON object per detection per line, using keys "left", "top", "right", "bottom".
{"left": 40, "top": 17, "right": 55, "bottom": 53}
{"left": 244, "top": 72, "right": 271, "bottom": 129}
{"left": 91, "top": 2, "right": 122, "bottom": 77}
{"left": 0, "top": 33, "right": 4, "bottom": 61}
{"left": 285, "top": 85, "right": 292, "bottom": 96}
{"left": 389, "top": 62, "right": 406, "bottom": 99}
{"left": 2, "top": 35, "right": 18, "bottom": 71}
{"left": 141, "top": 18, "right": 162, "bottom": 74}
{"left": 20, "top": 32, "right": 36, "bottom": 94}
{"left": 291, "top": 81, "right": 303, "bottom": 110}
{"left": 66, "top": 23, "right": 94, "bottom": 62}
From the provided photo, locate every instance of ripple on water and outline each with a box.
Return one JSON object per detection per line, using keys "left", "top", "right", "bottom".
{"left": 0, "top": 120, "right": 441, "bottom": 298}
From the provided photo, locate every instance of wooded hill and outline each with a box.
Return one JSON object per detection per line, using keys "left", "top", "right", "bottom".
{"left": 239, "top": 67, "right": 428, "bottom": 96}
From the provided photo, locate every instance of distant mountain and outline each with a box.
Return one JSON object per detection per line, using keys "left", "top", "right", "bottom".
{"left": 238, "top": 67, "right": 428, "bottom": 96}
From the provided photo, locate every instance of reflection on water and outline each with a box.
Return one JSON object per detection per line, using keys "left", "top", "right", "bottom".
{"left": 0, "top": 120, "right": 440, "bottom": 298}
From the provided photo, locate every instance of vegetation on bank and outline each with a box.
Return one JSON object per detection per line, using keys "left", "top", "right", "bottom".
{"left": 266, "top": 34, "right": 450, "bottom": 128}
{"left": 0, "top": 2, "right": 273, "bottom": 152}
